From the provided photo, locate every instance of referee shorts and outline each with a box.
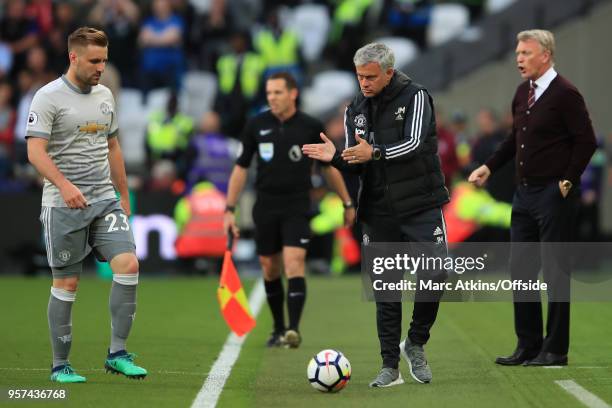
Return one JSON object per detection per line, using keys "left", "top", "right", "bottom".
{"left": 252, "top": 195, "right": 311, "bottom": 256}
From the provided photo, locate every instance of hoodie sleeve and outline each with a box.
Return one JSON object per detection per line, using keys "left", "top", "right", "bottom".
{"left": 330, "top": 106, "right": 365, "bottom": 174}
{"left": 376, "top": 90, "right": 432, "bottom": 162}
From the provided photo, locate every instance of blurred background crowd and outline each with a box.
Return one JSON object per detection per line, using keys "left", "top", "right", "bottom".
{"left": 1, "top": 0, "right": 610, "bottom": 275}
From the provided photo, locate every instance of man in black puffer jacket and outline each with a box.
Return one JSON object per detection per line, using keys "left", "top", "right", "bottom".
{"left": 303, "top": 42, "right": 450, "bottom": 387}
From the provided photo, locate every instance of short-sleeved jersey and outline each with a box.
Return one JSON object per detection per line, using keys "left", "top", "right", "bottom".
{"left": 26, "top": 75, "right": 118, "bottom": 207}
{"left": 235, "top": 110, "right": 326, "bottom": 195}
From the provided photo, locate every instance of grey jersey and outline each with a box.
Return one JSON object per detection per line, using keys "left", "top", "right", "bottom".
{"left": 26, "top": 75, "right": 119, "bottom": 207}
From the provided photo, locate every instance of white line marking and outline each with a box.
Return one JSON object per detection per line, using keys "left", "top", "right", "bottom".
{"left": 555, "top": 380, "right": 611, "bottom": 408}
{"left": 191, "top": 278, "right": 265, "bottom": 408}
{"left": 544, "top": 366, "right": 609, "bottom": 370}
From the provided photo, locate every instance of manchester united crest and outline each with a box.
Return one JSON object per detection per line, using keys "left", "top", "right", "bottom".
{"left": 354, "top": 114, "right": 367, "bottom": 128}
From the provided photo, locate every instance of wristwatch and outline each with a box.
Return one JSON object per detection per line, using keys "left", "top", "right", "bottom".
{"left": 343, "top": 201, "right": 355, "bottom": 209}
{"left": 561, "top": 180, "right": 573, "bottom": 190}
{"left": 372, "top": 146, "right": 382, "bottom": 161}
{"left": 225, "top": 205, "right": 236, "bottom": 213}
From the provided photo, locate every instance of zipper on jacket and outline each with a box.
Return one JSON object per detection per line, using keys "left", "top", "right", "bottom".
{"left": 370, "top": 100, "right": 396, "bottom": 216}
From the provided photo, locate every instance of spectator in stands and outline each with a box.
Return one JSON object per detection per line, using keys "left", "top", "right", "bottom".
{"left": 435, "top": 110, "right": 460, "bottom": 190}
{"left": 13, "top": 69, "right": 37, "bottom": 166}
{"left": 466, "top": 108, "right": 513, "bottom": 243}
{"left": 45, "top": 2, "right": 79, "bottom": 76}
{"left": 254, "top": 7, "right": 301, "bottom": 82}
{"left": 138, "top": 0, "right": 186, "bottom": 95}
{"left": 382, "top": 0, "right": 432, "bottom": 49}
{"left": 174, "top": 180, "right": 227, "bottom": 263}
{"left": 169, "top": 0, "right": 197, "bottom": 60}
{"left": 214, "top": 31, "right": 265, "bottom": 139}
{"left": 471, "top": 108, "right": 515, "bottom": 204}
{"left": 0, "top": 42, "right": 13, "bottom": 80}
{"left": 185, "top": 111, "right": 238, "bottom": 193}
{"left": 0, "top": 0, "right": 39, "bottom": 79}
{"left": 25, "top": 0, "right": 54, "bottom": 36}
{"left": 0, "top": 82, "right": 16, "bottom": 179}
{"left": 12, "top": 69, "right": 40, "bottom": 188}
{"left": 193, "top": 0, "right": 234, "bottom": 71}
{"left": 145, "top": 91, "right": 194, "bottom": 178}
{"left": 449, "top": 109, "right": 470, "bottom": 168}
{"left": 89, "top": 0, "right": 140, "bottom": 88}
{"left": 329, "top": 0, "right": 374, "bottom": 71}
{"left": 26, "top": 46, "right": 54, "bottom": 87}
{"left": 577, "top": 137, "right": 605, "bottom": 242}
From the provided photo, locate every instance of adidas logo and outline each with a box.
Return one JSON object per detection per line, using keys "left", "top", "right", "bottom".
{"left": 433, "top": 227, "right": 443, "bottom": 236}
{"left": 395, "top": 113, "right": 404, "bottom": 120}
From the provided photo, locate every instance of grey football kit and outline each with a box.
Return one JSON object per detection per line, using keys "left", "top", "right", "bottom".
{"left": 26, "top": 75, "right": 135, "bottom": 277}
{"left": 28, "top": 75, "right": 142, "bottom": 377}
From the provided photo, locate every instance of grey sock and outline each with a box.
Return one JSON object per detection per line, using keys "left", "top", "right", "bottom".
{"left": 109, "top": 277, "right": 137, "bottom": 354}
{"left": 48, "top": 288, "right": 75, "bottom": 368}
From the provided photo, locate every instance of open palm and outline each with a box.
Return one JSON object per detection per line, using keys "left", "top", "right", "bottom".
{"left": 302, "top": 132, "right": 336, "bottom": 163}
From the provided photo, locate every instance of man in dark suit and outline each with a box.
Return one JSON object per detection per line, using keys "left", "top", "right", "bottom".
{"left": 468, "top": 29, "right": 596, "bottom": 366}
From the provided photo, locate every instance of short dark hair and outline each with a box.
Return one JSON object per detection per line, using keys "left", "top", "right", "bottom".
{"left": 267, "top": 72, "right": 298, "bottom": 90}
{"left": 68, "top": 27, "right": 108, "bottom": 51}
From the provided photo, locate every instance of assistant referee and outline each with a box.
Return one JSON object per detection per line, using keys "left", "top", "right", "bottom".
{"left": 224, "top": 72, "right": 355, "bottom": 348}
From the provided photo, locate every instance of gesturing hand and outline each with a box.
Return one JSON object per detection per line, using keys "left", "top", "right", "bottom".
{"left": 341, "top": 134, "right": 372, "bottom": 164}
{"left": 468, "top": 165, "right": 491, "bottom": 187}
{"left": 302, "top": 132, "right": 336, "bottom": 163}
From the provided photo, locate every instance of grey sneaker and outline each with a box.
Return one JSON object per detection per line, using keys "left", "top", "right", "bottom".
{"left": 400, "top": 339, "right": 432, "bottom": 383}
{"left": 368, "top": 367, "right": 404, "bottom": 388}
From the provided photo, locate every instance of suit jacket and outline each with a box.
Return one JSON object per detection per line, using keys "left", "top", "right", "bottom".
{"left": 486, "top": 74, "right": 596, "bottom": 184}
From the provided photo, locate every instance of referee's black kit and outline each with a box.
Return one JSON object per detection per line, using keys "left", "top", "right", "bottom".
{"left": 236, "top": 110, "right": 325, "bottom": 255}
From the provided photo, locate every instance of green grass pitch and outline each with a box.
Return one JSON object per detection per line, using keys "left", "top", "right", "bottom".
{"left": 1, "top": 276, "right": 611, "bottom": 407}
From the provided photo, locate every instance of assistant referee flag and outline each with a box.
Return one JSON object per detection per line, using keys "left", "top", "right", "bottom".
{"left": 217, "top": 235, "right": 256, "bottom": 336}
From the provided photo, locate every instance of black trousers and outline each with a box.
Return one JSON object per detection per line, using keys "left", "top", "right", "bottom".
{"left": 362, "top": 207, "right": 447, "bottom": 369}
{"left": 509, "top": 182, "right": 579, "bottom": 355}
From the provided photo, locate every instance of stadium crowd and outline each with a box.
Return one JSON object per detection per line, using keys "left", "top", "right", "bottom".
{"left": 0, "top": 0, "right": 608, "bottom": 270}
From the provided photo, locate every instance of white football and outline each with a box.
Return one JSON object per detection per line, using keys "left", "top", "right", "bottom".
{"left": 307, "top": 349, "right": 351, "bottom": 392}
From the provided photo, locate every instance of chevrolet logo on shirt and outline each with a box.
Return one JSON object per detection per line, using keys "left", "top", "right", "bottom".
{"left": 78, "top": 122, "right": 107, "bottom": 133}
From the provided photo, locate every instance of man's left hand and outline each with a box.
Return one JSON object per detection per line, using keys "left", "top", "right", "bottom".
{"left": 344, "top": 207, "right": 356, "bottom": 227}
{"left": 342, "top": 135, "right": 373, "bottom": 164}
{"left": 120, "top": 196, "right": 131, "bottom": 216}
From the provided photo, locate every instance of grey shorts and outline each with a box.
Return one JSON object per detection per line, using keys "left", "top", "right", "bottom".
{"left": 40, "top": 199, "right": 136, "bottom": 278}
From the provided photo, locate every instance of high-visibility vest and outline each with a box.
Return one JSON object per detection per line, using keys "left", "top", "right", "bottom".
{"left": 174, "top": 182, "right": 227, "bottom": 258}
{"left": 146, "top": 111, "right": 194, "bottom": 155}
{"left": 254, "top": 29, "right": 299, "bottom": 68}
{"left": 443, "top": 182, "right": 511, "bottom": 243}
{"left": 217, "top": 52, "right": 265, "bottom": 98}
{"left": 330, "top": 0, "right": 373, "bottom": 42}
{"left": 310, "top": 193, "right": 360, "bottom": 274}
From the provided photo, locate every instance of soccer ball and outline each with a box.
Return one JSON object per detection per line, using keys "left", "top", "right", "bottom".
{"left": 307, "top": 349, "right": 351, "bottom": 392}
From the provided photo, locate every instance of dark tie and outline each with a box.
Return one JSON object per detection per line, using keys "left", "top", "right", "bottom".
{"left": 528, "top": 82, "right": 537, "bottom": 108}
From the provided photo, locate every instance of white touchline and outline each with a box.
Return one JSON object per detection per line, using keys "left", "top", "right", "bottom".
{"left": 555, "top": 380, "right": 611, "bottom": 408}
{"left": 191, "top": 279, "right": 266, "bottom": 408}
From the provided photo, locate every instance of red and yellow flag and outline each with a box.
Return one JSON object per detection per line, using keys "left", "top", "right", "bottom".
{"left": 217, "top": 250, "right": 256, "bottom": 336}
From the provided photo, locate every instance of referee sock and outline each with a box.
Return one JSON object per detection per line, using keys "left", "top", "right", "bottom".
{"left": 109, "top": 274, "right": 138, "bottom": 354}
{"left": 264, "top": 278, "right": 285, "bottom": 333}
{"left": 48, "top": 287, "right": 76, "bottom": 369}
{"left": 287, "top": 277, "right": 306, "bottom": 331}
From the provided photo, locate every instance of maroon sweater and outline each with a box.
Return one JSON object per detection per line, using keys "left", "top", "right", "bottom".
{"left": 486, "top": 74, "right": 596, "bottom": 184}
